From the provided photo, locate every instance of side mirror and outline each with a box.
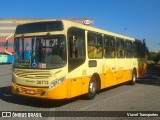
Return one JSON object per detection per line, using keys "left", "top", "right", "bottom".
{"left": 5, "top": 34, "right": 13, "bottom": 55}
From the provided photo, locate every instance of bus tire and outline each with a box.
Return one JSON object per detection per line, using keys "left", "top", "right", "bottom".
{"left": 85, "top": 77, "right": 97, "bottom": 100}
{"left": 129, "top": 69, "right": 136, "bottom": 85}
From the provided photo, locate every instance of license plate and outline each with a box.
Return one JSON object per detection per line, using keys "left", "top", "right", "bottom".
{"left": 25, "top": 90, "right": 36, "bottom": 95}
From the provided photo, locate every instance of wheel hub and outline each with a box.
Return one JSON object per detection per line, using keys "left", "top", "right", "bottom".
{"left": 89, "top": 82, "right": 96, "bottom": 93}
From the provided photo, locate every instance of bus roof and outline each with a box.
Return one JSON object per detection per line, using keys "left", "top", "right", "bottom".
{"left": 16, "top": 19, "right": 136, "bottom": 41}
{"left": 62, "top": 19, "right": 135, "bottom": 41}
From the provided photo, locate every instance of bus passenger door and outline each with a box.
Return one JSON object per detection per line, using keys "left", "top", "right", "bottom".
{"left": 67, "top": 28, "right": 86, "bottom": 98}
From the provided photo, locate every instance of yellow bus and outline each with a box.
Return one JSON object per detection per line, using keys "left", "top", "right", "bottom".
{"left": 11, "top": 20, "right": 147, "bottom": 100}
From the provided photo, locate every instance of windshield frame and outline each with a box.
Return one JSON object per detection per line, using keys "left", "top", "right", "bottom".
{"left": 13, "top": 35, "right": 67, "bottom": 69}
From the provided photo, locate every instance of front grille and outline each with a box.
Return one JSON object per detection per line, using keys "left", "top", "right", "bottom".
{"left": 15, "top": 70, "right": 52, "bottom": 79}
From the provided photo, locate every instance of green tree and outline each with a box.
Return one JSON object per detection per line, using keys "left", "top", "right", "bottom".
{"left": 147, "top": 51, "right": 160, "bottom": 64}
{"left": 147, "top": 52, "right": 157, "bottom": 60}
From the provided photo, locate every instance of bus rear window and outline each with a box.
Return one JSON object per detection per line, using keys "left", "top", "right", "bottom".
{"left": 15, "top": 21, "right": 63, "bottom": 34}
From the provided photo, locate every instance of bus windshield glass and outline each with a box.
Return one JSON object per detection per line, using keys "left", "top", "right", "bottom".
{"left": 13, "top": 35, "right": 66, "bottom": 69}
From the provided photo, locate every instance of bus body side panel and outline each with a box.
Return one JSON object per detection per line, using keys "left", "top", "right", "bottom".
{"left": 87, "top": 59, "right": 105, "bottom": 89}
{"left": 103, "top": 59, "right": 116, "bottom": 87}
{"left": 116, "top": 58, "right": 132, "bottom": 84}
{"left": 104, "top": 58, "right": 133, "bottom": 88}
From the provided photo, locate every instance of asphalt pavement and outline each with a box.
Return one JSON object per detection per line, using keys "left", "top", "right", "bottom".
{"left": 0, "top": 64, "right": 160, "bottom": 120}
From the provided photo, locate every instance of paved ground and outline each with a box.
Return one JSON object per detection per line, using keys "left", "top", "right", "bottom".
{"left": 0, "top": 64, "right": 160, "bottom": 120}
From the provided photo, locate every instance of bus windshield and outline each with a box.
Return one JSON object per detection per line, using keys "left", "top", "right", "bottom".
{"left": 13, "top": 35, "right": 66, "bottom": 69}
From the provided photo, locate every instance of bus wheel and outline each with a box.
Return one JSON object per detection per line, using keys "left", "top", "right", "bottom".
{"left": 129, "top": 69, "right": 136, "bottom": 85}
{"left": 85, "top": 77, "right": 97, "bottom": 100}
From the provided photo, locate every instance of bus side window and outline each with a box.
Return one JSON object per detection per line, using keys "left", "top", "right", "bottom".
{"left": 88, "top": 32, "right": 103, "bottom": 58}
{"left": 125, "top": 40, "right": 133, "bottom": 58}
{"left": 104, "top": 35, "right": 115, "bottom": 58}
{"left": 116, "top": 38, "right": 125, "bottom": 58}
{"left": 133, "top": 41, "right": 138, "bottom": 58}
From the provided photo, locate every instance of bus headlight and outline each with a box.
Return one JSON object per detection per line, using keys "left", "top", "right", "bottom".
{"left": 50, "top": 77, "right": 65, "bottom": 89}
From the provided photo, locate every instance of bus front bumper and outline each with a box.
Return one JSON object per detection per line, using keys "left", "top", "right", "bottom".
{"left": 12, "top": 82, "right": 68, "bottom": 100}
